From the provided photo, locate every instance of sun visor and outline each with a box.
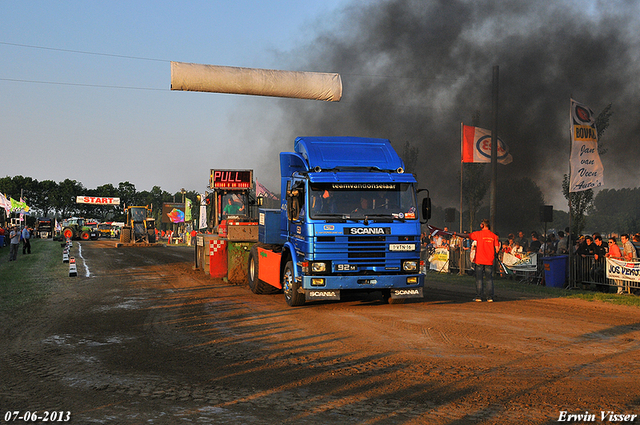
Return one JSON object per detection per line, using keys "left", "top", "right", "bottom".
{"left": 294, "top": 137, "right": 405, "bottom": 171}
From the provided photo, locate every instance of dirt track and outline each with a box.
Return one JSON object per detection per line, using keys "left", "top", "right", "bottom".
{"left": 2, "top": 239, "right": 640, "bottom": 424}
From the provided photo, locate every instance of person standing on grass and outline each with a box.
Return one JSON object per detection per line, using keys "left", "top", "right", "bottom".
{"left": 605, "top": 237, "right": 624, "bottom": 294}
{"left": 456, "top": 219, "right": 500, "bottom": 302}
{"left": 9, "top": 226, "right": 20, "bottom": 261}
{"left": 22, "top": 226, "right": 31, "bottom": 255}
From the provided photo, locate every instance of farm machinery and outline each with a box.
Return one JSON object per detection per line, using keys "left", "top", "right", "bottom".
{"left": 119, "top": 206, "right": 157, "bottom": 244}
{"left": 61, "top": 217, "right": 99, "bottom": 240}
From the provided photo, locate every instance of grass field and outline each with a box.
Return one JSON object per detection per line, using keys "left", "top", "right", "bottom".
{"left": 0, "top": 238, "right": 69, "bottom": 312}
{"left": 425, "top": 269, "right": 640, "bottom": 307}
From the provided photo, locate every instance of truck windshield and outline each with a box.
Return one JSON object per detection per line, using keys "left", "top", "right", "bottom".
{"left": 309, "top": 183, "right": 417, "bottom": 220}
{"left": 131, "top": 208, "right": 147, "bottom": 222}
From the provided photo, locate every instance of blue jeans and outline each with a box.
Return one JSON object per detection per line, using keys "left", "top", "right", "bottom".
{"left": 475, "top": 263, "right": 494, "bottom": 300}
{"left": 9, "top": 243, "right": 19, "bottom": 261}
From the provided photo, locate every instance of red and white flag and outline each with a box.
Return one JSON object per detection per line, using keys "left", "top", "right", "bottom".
{"left": 461, "top": 124, "right": 512, "bottom": 164}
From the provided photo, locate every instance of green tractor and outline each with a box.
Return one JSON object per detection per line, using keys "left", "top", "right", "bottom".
{"left": 61, "top": 217, "right": 99, "bottom": 240}
{"left": 120, "top": 206, "right": 157, "bottom": 244}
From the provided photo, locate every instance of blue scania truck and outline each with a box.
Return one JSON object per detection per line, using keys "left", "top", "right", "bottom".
{"left": 247, "top": 136, "right": 431, "bottom": 306}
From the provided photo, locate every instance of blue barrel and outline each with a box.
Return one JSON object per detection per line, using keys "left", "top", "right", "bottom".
{"left": 542, "top": 255, "right": 568, "bottom": 288}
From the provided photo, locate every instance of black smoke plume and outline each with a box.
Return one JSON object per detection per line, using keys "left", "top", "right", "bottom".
{"left": 270, "top": 0, "right": 640, "bottom": 210}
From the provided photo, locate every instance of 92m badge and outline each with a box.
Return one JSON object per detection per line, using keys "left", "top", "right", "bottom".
{"left": 335, "top": 264, "right": 358, "bottom": 271}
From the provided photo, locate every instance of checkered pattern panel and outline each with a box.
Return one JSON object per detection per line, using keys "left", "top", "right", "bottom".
{"left": 209, "top": 239, "right": 227, "bottom": 254}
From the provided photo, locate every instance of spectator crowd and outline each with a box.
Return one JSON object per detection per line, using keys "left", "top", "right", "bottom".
{"left": 1, "top": 224, "right": 34, "bottom": 262}
{"left": 422, "top": 226, "right": 640, "bottom": 294}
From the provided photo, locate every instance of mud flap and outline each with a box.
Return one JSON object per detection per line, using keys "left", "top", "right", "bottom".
{"left": 305, "top": 289, "right": 340, "bottom": 301}
{"left": 390, "top": 287, "right": 423, "bottom": 299}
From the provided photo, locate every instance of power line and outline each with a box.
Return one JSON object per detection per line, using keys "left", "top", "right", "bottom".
{"left": 0, "top": 40, "right": 475, "bottom": 93}
{"left": 0, "top": 41, "right": 168, "bottom": 63}
{"left": 0, "top": 77, "right": 166, "bottom": 91}
{"left": 0, "top": 41, "right": 169, "bottom": 91}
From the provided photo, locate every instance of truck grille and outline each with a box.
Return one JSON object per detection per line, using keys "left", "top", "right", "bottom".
{"left": 314, "top": 235, "right": 416, "bottom": 269}
{"left": 348, "top": 236, "right": 386, "bottom": 262}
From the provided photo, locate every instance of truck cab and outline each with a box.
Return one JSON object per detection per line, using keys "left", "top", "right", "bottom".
{"left": 249, "top": 137, "right": 430, "bottom": 306}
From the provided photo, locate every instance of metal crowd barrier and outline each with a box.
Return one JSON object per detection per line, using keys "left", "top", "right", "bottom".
{"left": 570, "top": 254, "right": 640, "bottom": 292}
{"left": 423, "top": 246, "right": 639, "bottom": 293}
{"left": 447, "top": 248, "right": 474, "bottom": 275}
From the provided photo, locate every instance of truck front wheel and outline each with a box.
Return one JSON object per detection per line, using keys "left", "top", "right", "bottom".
{"left": 382, "top": 289, "right": 405, "bottom": 304}
{"left": 283, "top": 260, "right": 305, "bottom": 307}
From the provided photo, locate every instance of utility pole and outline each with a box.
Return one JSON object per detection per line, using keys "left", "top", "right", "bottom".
{"left": 489, "top": 65, "right": 499, "bottom": 231}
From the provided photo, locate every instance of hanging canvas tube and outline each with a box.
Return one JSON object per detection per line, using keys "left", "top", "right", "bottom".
{"left": 170, "top": 61, "right": 342, "bottom": 102}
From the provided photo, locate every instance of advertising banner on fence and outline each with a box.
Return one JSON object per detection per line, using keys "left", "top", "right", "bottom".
{"left": 429, "top": 247, "right": 449, "bottom": 273}
{"left": 569, "top": 99, "right": 604, "bottom": 192}
{"left": 502, "top": 252, "right": 537, "bottom": 272}
{"left": 606, "top": 257, "right": 640, "bottom": 282}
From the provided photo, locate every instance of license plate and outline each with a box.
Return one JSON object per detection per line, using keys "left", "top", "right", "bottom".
{"left": 389, "top": 243, "right": 416, "bottom": 251}
{"left": 335, "top": 264, "right": 358, "bottom": 271}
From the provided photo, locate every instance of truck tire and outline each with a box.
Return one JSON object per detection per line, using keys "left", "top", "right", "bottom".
{"left": 62, "top": 227, "right": 75, "bottom": 240}
{"left": 382, "top": 290, "right": 405, "bottom": 304}
{"left": 247, "top": 245, "right": 280, "bottom": 295}
{"left": 120, "top": 227, "right": 132, "bottom": 243}
{"left": 283, "top": 260, "right": 305, "bottom": 307}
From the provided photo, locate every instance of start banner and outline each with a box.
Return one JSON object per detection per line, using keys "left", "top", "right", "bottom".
{"left": 606, "top": 258, "right": 640, "bottom": 282}
{"left": 76, "top": 196, "right": 121, "bottom": 205}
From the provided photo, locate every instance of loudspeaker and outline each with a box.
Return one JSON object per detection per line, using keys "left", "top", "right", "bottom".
{"left": 444, "top": 208, "right": 456, "bottom": 222}
{"left": 540, "top": 205, "right": 553, "bottom": 222}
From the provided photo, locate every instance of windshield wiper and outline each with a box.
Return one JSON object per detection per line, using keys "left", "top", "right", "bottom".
{"left": 313, "top": 213, "right": 348, "bottom": 222}
{"left": 365, "top": 213, "right": 404, "bottom": 223}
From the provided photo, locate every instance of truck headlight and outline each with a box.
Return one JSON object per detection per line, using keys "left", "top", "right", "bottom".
{"left": 311, "top": 262, "right": 327, "bottom": 273}
{"left": 402, "top": 260, "right": 418, "bottom": 272}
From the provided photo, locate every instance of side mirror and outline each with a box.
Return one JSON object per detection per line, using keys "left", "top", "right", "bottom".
{"left": 422, "top": 197, "right": 432, "bottom": 222}
{"left": 417, "top": 189, "right": 431, "bottom": 224}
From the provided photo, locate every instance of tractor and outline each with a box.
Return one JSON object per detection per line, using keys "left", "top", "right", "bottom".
{"left": 61, "top": 217, "right": 99, "bottom": 240}
{"left": 120, "top": 206, "right": 157, "bottom": 244}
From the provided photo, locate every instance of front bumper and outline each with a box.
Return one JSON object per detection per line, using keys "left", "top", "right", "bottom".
{"left": 302, "top": 273, "right": 424, "bottom": 300}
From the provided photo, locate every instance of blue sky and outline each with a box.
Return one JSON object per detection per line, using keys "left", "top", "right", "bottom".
{"left": 1, "top": 1, "right": 350, "bottom": 195}
{"left": 4, "top": 0, "right": 640, "bottom": 215}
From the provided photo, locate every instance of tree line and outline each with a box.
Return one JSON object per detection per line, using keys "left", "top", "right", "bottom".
{"left": 432, "top": 178, "right": 640, "bottom": 238}
{"left": 3, "top": 174, "right": 637, "bottom": 236}
{"left": 0, "top": 176, "right": 200, "bottom": 227}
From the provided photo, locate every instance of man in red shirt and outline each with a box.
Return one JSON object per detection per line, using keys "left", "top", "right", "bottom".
{"left": 465, "top": 219, "right": 500, "bottom": 302}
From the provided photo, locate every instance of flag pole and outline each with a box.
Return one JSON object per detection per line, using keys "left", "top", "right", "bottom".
{"left": 489, "top": 65, "right": 499, "bottom": 231}
{"left": 460, "top": 123, "right": 464, "bottom": 275}
{"left": 568, "top": 98, "right": 573, "bottom": 288}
